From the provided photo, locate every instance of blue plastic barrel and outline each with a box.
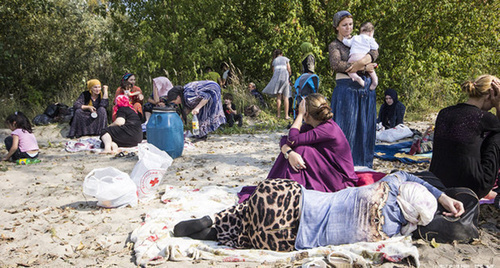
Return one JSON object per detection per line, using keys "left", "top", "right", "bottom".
{"left": 146, "top": 107, "right": 184, "bottom": 158}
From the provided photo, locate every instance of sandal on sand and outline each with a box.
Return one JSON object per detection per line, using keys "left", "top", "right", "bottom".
{"left": 113, "top": 152, "right": 126, "bottom": 158}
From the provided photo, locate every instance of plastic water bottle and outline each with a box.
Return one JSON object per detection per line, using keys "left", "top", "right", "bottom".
{"left": 16, "top": 158, "right": 41, "bottom": 165}
{"left": 192, "top": 114, "right": 200, "bottom": 136}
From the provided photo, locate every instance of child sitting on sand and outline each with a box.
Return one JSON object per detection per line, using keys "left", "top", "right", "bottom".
{"left": 2, "top": 112, "right": 39, "bottom": 161}
{"left": 342, "top": 21, "right": 379, "bottom": 90}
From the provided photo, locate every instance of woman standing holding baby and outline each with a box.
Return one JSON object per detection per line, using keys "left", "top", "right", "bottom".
{"left": 329, "top": 11, "right": 379, "bottom": 168}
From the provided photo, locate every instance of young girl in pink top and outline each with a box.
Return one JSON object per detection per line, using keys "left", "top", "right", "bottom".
{"left": 2, "top": 112, "right": 39, "bottom": 161}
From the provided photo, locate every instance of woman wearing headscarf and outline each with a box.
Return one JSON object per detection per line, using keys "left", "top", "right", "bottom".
{"left": 173, "top": 171, "right": 464, "bottom": 251}
{"left": 377, "top": 88, "right": 406, "bottom": 129}
{"left": 329, "top": 10, "right": 378, "bottom": 168}
{"left": 114, "top": 73, "right": 144, "bottom": 120}
{"left": 300, "top": 42, "right": 315, "bottom": 74}
{"left": 166, "top": 80, "right": 226, "bottom": 140}
{"left": 143, "top": 76, "right": 174, "bottom": 122}
{"left": 67, "top": 79, "right": 109, "bottom": 138}
{"left": 101, "top": 94, "right": 143, "bottom": 154}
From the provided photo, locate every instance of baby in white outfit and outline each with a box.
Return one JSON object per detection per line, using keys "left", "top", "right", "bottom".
{"left": 343, "top": 22, "right": 379, "bottom": 90}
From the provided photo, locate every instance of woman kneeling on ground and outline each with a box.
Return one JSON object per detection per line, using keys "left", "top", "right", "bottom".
{"left": 100, "top": 94, "right": 143, "bottom": 154}
{"left": 174, "top": 171, "right": 464, "bottom": 251}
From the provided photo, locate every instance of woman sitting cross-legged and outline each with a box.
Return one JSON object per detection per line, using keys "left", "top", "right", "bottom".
{"left": 173, "top": 171, "right": 464, "bottom": 251}
{"left": 100, "top": 95, "right": 143, "bottom": 154}
{"left": 67, "top": 79, "right": 109, "bottom": 139}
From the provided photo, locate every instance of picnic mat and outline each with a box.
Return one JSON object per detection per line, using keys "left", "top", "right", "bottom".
{"left": 375, "top": 141, "right": 432, "bottom": 164}
{"left": 131, "top": 184, "right": 421, "bottom": 266}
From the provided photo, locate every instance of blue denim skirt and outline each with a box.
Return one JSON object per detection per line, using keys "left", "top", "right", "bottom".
{"left": 330, "top": 76, "right": 376, "bottom": 168}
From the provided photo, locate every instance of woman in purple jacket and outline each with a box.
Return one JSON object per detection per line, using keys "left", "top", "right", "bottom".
{"left": 267, "top": 93, "right": 358, "bottom": 192}
{"left": 237, "top": 93, "right": 358, "bottom": 202}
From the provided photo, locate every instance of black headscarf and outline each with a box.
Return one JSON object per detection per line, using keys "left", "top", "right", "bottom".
{"left": 380, "top": 88, "right": 399, "bottom": 129}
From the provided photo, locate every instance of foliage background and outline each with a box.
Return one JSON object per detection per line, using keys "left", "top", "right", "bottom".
{"left": 0, "top": 0, "right": 499, "bottom": 120}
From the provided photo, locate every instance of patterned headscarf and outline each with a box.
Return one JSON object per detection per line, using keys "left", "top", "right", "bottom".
{"left": 86, "top": 79, "right": 102, "bottom": 106}
{"left": 153, "top": 77, "right": 174, "bottom": 97}
{"left": 396, "top": 182, "right": 438, "bottom": 235}
{"left": 113, "top": 95, "right": 136, "bottom": 117}
{"left": 333, "top": 10, "right": 352, "bottom": 28}
{"left": 122, "top": 73, "right": 134, "bottom": 82}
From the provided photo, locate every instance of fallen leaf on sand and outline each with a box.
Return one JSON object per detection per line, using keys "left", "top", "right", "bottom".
{"left": 430, "top": 238, "right": 440, "bottom": 248}
{"left": 75, "top": 242, "right": 85, "bottom": 251}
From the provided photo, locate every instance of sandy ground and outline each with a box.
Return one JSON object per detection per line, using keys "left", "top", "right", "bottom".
{"left": 0, "top": 118, "right": 498, "bottom": 267}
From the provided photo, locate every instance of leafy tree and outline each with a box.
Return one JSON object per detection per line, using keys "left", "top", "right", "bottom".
{"left": 0, "top": 0, "right": 112, "bottom": 115}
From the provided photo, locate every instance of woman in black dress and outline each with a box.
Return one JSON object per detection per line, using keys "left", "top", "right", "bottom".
{"left": 67, "top": 79, "right": 109, "bottom": 138}
{"left": 101, "top": 94, "right": 143, "bottom": 154}
{"left": 430, "top": 74, "right": 500, "bottom": 199}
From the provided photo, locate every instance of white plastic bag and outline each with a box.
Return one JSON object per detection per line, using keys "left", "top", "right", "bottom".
{"left": 376, "top": 124, "right": 413, "bottom": 143}
{"left": 83, "top": 167, "right": 138, "bottom": 208}
{"left": 130, "top": 143, "right": 173, "bottom": 202}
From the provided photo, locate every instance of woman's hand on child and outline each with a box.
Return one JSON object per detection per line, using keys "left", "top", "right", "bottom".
{"left": 192, "top": 108, "right": 200, "bottom": 115}
{"left": 364, "top": 63, "right": 377, "bottom": 72}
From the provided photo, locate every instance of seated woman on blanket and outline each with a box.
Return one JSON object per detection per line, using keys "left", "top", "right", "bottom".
{"left": 173, "top": 171, "right": 464, "bottom": 251}
{"left": 143, "top": 76, "right": 174, "bottom": 122}
{"left": 113, "top": 73, "right": 144, "bottom": 121}
{"left": 377, "top": 88, "right": 406, "bottom": 129}
{"left": 239, "top": 93, "right": 358, "bottom": 201}
{"left": 67, "top": 79, "right": 109, "bottom": 139}
{"left": 100, "top": 94, "right": 143, "bottom": 154}
{"left": 430, "top": 74, "right": 500, "bottom": 199}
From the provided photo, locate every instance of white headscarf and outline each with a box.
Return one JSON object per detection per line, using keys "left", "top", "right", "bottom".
{"left": 153, "top": 77, "right": 173, "bottom": 97}
{"left": 396, "top": 182, "right": 438, "bottom": 235}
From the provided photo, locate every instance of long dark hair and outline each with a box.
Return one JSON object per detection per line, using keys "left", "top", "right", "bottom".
{"left": 166, "top": 86, "right": 187, "bottom": 123}
{"left": 272, "top": 49, "right": 282, "bottom": 60}
{"left": 166, "top": 86, "right": 184, "bottom": 104}
{"left": 5, "top": 112, "right": 33, "bottom": 133}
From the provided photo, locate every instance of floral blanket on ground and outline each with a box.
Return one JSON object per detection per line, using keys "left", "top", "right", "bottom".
{"left": 65, "top": 137, "right": 102, "bottom": 153}
{"left": 130, "top": 185, "right": 420, "bottom": 267}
